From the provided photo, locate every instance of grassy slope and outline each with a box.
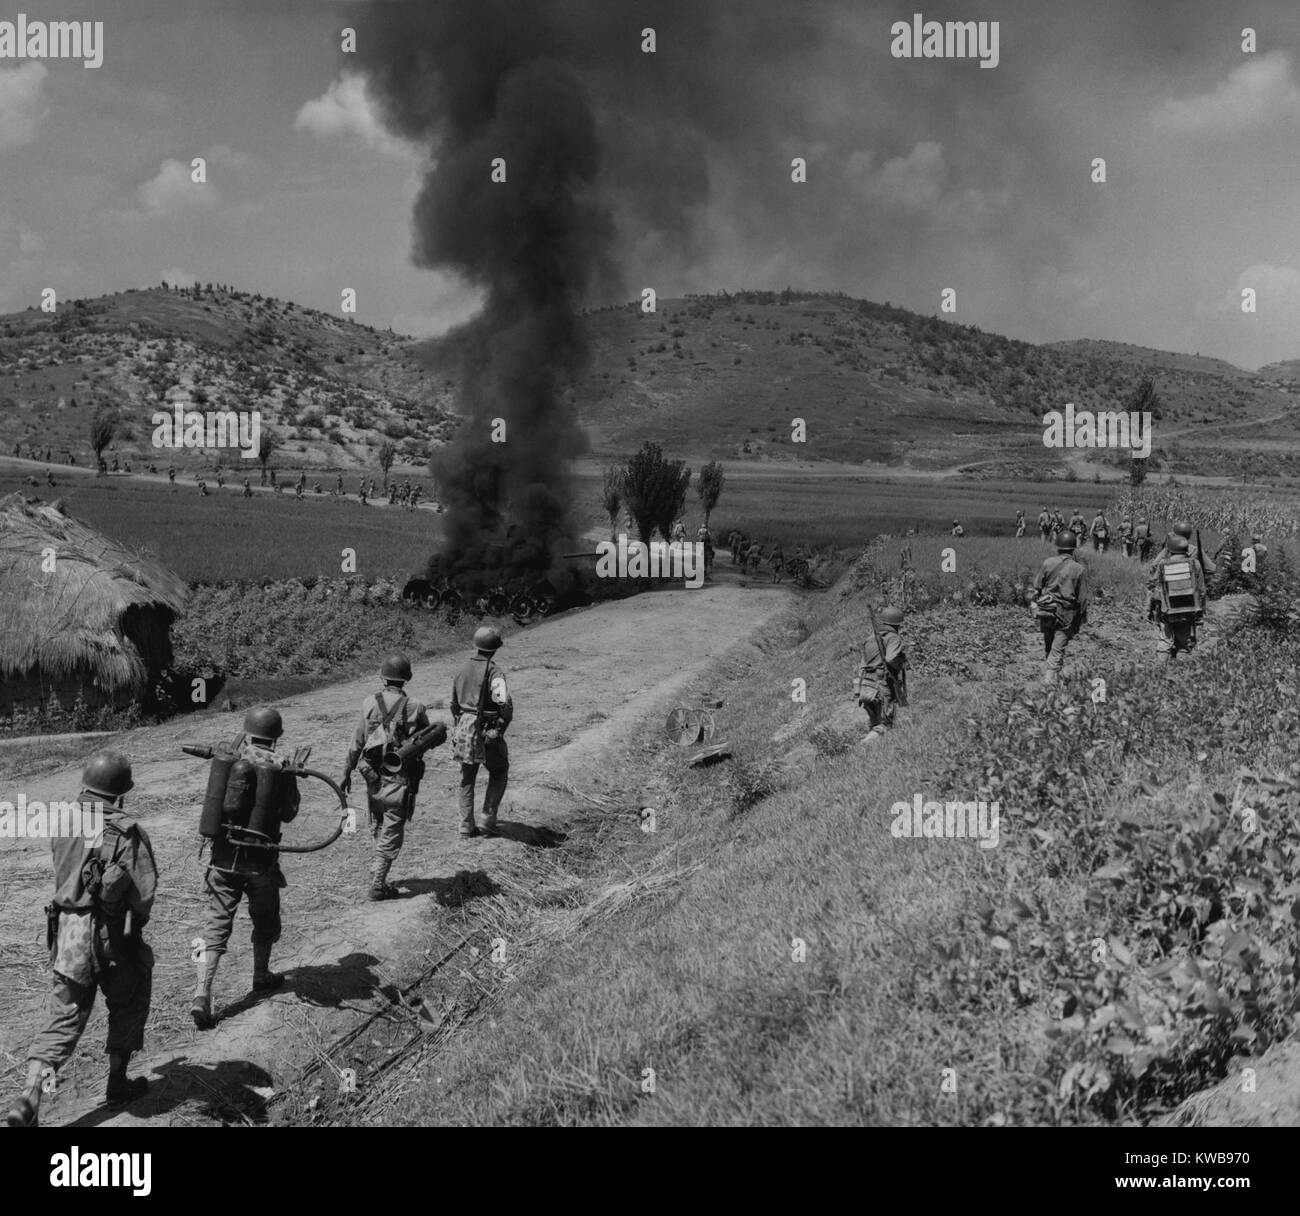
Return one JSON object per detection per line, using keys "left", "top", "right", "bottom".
{"left": 364, "top": 532, "right": 1297, "bottom": 1127}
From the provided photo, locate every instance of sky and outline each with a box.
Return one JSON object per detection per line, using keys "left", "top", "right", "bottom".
{"left": 1, "top": 0, "right": 1299, "bottom": 368}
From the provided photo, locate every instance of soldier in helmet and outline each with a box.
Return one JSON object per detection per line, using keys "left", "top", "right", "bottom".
{"left": 340, "top": 655, "right": 434, "bottom": 901}
{"left": 1030, "top": 531, "right": 1089, "bottom": 685}
{"left": 1037, "top": 505, "right": 1052, "bottom": 542}
{"left": 190, "top": 708, "right": 300, "bottom": 1030}
{"left": 1147, "top": 534, "right": 1206, "bottom": 661}
{"left": 857, "top": 607, "right": 907, "bottom": 744}
{"left": 951, "top": 519, "right": 964, "bottom": 538}
{"left": 1133, "top": 516, "right": 1153, "bottom": 562}
{"left": 5, "top": 752, "right": 157, "bottom": 1126}
{"left": 1154, "top": 520, "right": 1217, "bottom": 576}
{"left": 450, "top": 627, "right": 513, "bottom": 837}
{"left": 1015, "top": 510, "right": 1025, "bottom": 541}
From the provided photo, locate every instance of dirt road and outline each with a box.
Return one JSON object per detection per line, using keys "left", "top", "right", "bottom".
{"left": 0, "top": 581, "right": 789, "bottom": 1126}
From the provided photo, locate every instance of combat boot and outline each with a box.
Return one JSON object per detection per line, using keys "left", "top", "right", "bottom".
{"left": 106, "top": 1053, "right": 148, "bottom": 1108}
{"left": 251, "top": 941, "right": 285, "bottom": 992}
{"left": 369, "top": 856, "right": 399, "bottom": 900}
{"left": 191, "top": 951, "right": 220, "bottom": 1030}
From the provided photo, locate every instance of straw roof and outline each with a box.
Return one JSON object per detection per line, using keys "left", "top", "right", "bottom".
{"left": 0, "top": 493, "right": 188, "bottom": 696}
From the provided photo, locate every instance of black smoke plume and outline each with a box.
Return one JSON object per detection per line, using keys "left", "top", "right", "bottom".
{"left": 353, "top": 1, "right": 836, "bottom": 589}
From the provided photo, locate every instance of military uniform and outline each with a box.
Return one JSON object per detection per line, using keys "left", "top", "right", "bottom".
{"left": 1148, "top": 548, "right": 1206, "bottom": 660}
{"left": 27, "top": 798, "right": 157, "bottom": 1084}
{"left": 1037, "top": 509, "right": 1051, "bottom": 542}
{"left": 342, "top": 686, "right": 432, "bottom": 897}
{"left": 1015, "top": 512, "right": 1025, "bottom": 540}
{"left": 192, "top": 734, "right": 299, "bottom": 1026}
{"left": 451, "top": 649, "right": 513, "bottom": 837}
{"left": 857, "top": 614, "right": 907, "bottom": 742}
{"left": 1089, "top": 513, "right": 1110, "bottom": 552}
{"left": 1032, "top": 543, "right": 1088, "bottom": 684}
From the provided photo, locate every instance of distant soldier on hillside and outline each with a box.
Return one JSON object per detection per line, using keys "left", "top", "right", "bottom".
{"left": 242, "top": 477, "right": 252, "bottom": 498}
{"left": 1031, "top": 531, "right": 1089, "bottom": 686}
{"left": 336, "top": 474, "right": 344, "bottom": 496}
{"left": 951, "top": 519, "right": 964, "bottom": 538}
{"left": 410, "top": 483, "right": 422, "bottom": 511}
{"left": 746, "top": 541, "right": 764, "bottom": 576}
{"left": 111, "top": 456, "right": 119, "bottom": 472}
{"left": 697, "top": 524, "right": 714, "bottom": 575}
{"left": 1015, "top": 510, "right": 1025, "bottom": 540}
{"left": 1147, "top": 535, "right": 1205, "bottom": 662}
{"left": 295, "top": 480, "right": 303, "bottom": 501}
{"left": 1037, "top": 506, "right": 1051, "bottom": 542}
{"left": 168, "top": 465, "right": 176, "bottom": 489}
{"left": 44, "top": 446, "right": 51, "bottom": 461}
{"left": 768, "top": 542, "right": 784, "bottom": 583}
{"left": 296, "top": 472, "right": 306, "bottom": 495}
{"left": 856, "top": 606, "right": 907, "bottom": 745}
{"left": 197, "top": 479, "right": 208, "bottom": 497}
{"left": 1134, "top": 517, "right": 1153, "bottom": 561}
{"left": 215, "top": 468, "right": 225, "bottom": 488}
{"left": 11, "top": 441, "right": 18, "bottom": 457}
{"left": 45, "top": 469, "right": 55, "bottom": 488}
{"left": 313, "top": 481, "right": 322, "bottom": 495}
{"left": 1118, "top": 514, "right": 1134, "bottom": 557}
{"left": 1090, "top": 511, "right": 1110, "bottom": 553}
{"left": 1068, "top": 508, "right": 1086, "bottom": 540}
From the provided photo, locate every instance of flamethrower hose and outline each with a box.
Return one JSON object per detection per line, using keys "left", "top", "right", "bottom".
{"left": 181, "top": 747, "right": 355, "bottom": 854}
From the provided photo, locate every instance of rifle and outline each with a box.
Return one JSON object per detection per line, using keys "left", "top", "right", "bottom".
{"left": 472, "top": 654, "right": 495, "bottom": 750}
{"left": 1194, "top": 528, "right": 1208, "bottom": 616}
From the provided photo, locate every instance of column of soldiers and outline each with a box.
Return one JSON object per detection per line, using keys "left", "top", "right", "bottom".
{"left": 5, "top": 626, "right": 513, "bottom": 1126}
{"left": 726, "top": 529, "right": 814, "bottom": 583}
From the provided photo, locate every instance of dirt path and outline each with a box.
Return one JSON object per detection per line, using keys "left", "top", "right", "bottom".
{"left": 0, "top": 582, "right": 789, "bottom": 1126}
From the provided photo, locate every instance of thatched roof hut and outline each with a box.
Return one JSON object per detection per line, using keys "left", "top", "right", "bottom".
{"left": 0, "top": 493, "right": 187, "bottom": 711}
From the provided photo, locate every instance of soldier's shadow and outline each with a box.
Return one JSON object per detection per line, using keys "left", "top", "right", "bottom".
{"left": 64, "top": 1056, "right": 275, "bottom": 1127}
{"left": 400, "top": 869, "right": 500, "bottom": 907}
{"left": 492, "top": 820, "right": 565, "bottom": 848}
{"left": 222, "top": 950, "right": 385, "bottom": 1016}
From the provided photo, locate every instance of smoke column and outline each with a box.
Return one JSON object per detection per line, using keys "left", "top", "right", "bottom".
{"left": 354, "top": 2, "right": 617, "bottom": 589}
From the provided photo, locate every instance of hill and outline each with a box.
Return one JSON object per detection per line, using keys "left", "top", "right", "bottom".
{"left": 4, "top": 285, "right": 1300, "bottom": 479}
{"left": 0, "top": 283, "right": 454, "bottom": 475}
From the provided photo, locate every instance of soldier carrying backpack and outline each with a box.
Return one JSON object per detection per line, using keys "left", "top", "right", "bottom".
{"left": 341, "top": 655, "right": 436, "bottom": 901}
{"left": 1031, "top": 531, "right": 1089, "bottom": 685}
{"left": 1147, "top": 535, "right": 1206, "bottom": 661}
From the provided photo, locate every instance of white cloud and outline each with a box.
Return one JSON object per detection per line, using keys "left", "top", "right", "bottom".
{"left": 877, "top": 141, "right": 947, "bottom": 210}
{"left": 0, "top": 62, "right": 48, "bottom": 149}
{"left": 1034, "top": 265, "right": 1107, "bottom": 312}
{"left": 295, "top": 72, "right": 413, "bottom": 158}
{"left": 1223, "top": 262, "right": 1300, "bottom": 313}
{"left": 1152, "top": 51, "right": 1300, "bottom": 136}
{"left": 136, "top": 158, "right": 222, "bottom": 216}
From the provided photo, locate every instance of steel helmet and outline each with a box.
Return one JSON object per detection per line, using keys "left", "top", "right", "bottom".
{"left": 473, "top": 626, "right": 503, "bottom": 653}
{"left": 82, "top": 751, "right": 133, "bottom": 800}
{"left": 380, "top": 654, "right": 412, "bottom": 683}
{"left": 1167, "top": 535, "right": 1190, "bottom": 554}
{"left": 242, "top": 706, "right": 283, "bottom": 740}
{"left": 879, "top": 606, "right": 905, "bottom": 627}
{"left": 1251, "top": 533, "right": 1263, "bottom": 544}
{"left": 1055, "top": 531, "right": 1077, "bottom": 551}
{"left": 1172, "top": 520, "right": 1193, "bottom": 539}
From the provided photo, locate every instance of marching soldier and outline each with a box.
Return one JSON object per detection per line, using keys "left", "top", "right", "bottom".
{"left": 450, "top": 627, "right": 513, "bottom": 838}
{"left": 697, "top": 524, "right": 714, "bottom": 575}
{"left": 216, "top": 467, "right": 225, "bottom": 488}
{"left": 1068, "top": 508, "right": 1087, "bottom": 541}
{"left": 242, "top": 476, "right": 252, "bottom": 498}
{"left": 168, "top": 465, "right": 176, "bottom": 489}
{"left": 671, "top": 520, "right": 688, "bottom": 542}
{"left": 296, "top": 472, "right": 306, "bottom": 495}
{"left": 1089, "top": 510, "right": 1110, "bottom": 552}
{"left": 1037, "top": 505, "right": 1051, "bottom": 542}
{"left": 856, "top": 607, "right": 907, "bottom": 745}
{"left": 1147, "top": 535, "right": 1206, "bottom": 661}
{"left": 410, "top": 483, "right": 422, "bottom": 510}
{"left": 746, "top": 541, "right": 764, "bottom": 576}
{"left": 1134, "top": 516, "right": 1153, "bottom": 561}
{"left": 340, "top": 655, "right": 434, "bottom": 901}
{"left": 769, "top": 542, "right": 784, "bottom": 583}
{"left": 1118, "top": 514, "right": 1134, "bottom": 557}
{"left": 197, "top": 479, "right": 208, "bottom": 497}
{"left": 191, "top": 709, "right": 300, "bottom": 1030}
{"left": 5, "top": 753, "right": 156, "bottom": 1126}
{"left": 1015, "top": 510, "right": 1026, "bottom": 540}
{"left": 1153, "top": 520, "right": 1217, "bottom": 576}
{"left": 45, "top": 468, "right": 55, "bottom": 488}
{"left": 1031, "top": 531, "right": 1089, "bottom": 685}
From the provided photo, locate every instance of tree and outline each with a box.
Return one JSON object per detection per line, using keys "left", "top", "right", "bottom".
{"left": 697, "top": 460, "right": 725, "bottom": 527}
{"left": 89, "top": 409, "right": 116, "bottom": 473}
{"left": 1129, "top": 374, "right": 1162, "bottom": 421}
{"left": 620, "top": 441, "right": 691, "bottom": 544}
{"left": 257, "top": 425, "right": 283, "bottom": 480}
{"left": 601, "top": 466, "right": 624, "bottom": 541}
{"left": 378, "top": 440, "right": 397, "bottom": 488}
